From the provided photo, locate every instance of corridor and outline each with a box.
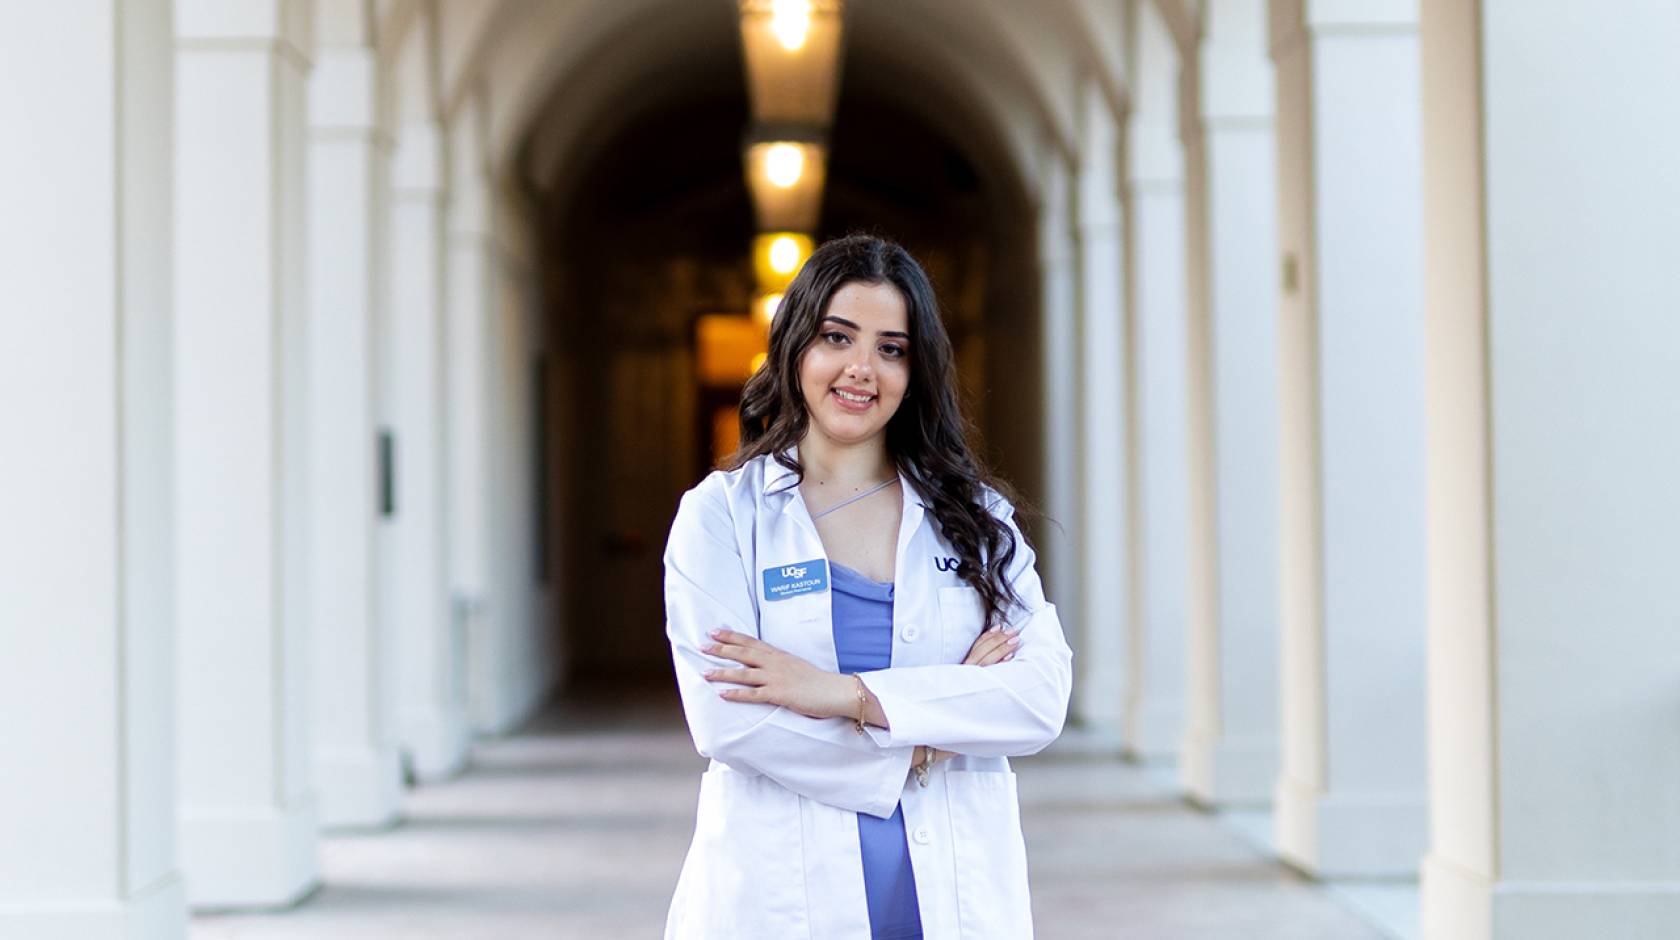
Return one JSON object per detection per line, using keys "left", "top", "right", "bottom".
{"left": 191, "top": 689, "right": 1390, "bottom": 940}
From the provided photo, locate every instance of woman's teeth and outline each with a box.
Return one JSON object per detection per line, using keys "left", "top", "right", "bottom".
{"left": 834, "top": 389, "right": 874, "bottom": 404}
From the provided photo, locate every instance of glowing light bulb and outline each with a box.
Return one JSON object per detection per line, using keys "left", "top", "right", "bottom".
{"left": 769, "top": 236, "right": 801, "bottom": 274}
{"left": 770, "top": 0, "right": 812, "bottom": 52}
{"left": 765, "top": 144, "right": 804, "bottom": 188}
{"left": 756, "top": 293, "right": 784, "bottom": 324}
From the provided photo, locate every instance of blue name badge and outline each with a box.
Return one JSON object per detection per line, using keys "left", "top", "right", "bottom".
{"left": 762, "top": 559, "right": 830, "bottom": 602}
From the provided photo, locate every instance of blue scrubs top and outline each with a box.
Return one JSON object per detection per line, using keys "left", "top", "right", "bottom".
{"left": 830, "top": 561, "right": 924, "bottom": 940}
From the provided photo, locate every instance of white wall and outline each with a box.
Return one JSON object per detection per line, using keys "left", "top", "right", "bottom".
{"left": 173, "top": 0, "right": 320, "bottom": 907}
{"left": 1271, "top": 0, "right": 1429, "bottom": 878}
{"left": 308, "top": 17, "right": 402, "bottom": 830}
{"left": 0, "top": 2, "right": 187, "bottom": 934}
{"left": 1125, "top": 0, "right": 1190, "bottom": 759}
{"left": 1181, "top": 0, "right": 1281, "bottom": 806}
{"left": 1421, "top": 2, "right": 1680, "bottom": 936}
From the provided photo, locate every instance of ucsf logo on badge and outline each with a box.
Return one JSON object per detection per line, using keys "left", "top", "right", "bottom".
{"left": 762, "top": 559, "right": 830, "bottom": 602}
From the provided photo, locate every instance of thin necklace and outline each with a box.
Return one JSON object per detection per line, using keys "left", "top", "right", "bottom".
{"left": 809, "top": 477, "right": 900, "bottom": 520}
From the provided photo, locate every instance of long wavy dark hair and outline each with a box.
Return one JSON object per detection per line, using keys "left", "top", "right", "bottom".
{"left": 726, "top": 234, "right": 1030, "bottom": 631}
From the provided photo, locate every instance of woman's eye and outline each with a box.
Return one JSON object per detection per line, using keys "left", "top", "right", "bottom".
{"left": 880, "top": 344, "right": 906, "bottom": 358}
{"left": 822, "top": 331, "right": 849, "bottom": 345}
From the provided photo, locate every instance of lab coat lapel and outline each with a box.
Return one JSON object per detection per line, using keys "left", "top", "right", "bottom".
{"left": 758, "top": 446, "right": 837, "bottom": 670}
{"left": 892, "top": 465, "right": 928, "bottom": 590}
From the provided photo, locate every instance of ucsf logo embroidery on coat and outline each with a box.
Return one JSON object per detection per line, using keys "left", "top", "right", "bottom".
{"left": 934, "top": 556, "right": 962, "bottom": 572}
{"left": 762, "top": 558, "right": 830, "bottom": 601}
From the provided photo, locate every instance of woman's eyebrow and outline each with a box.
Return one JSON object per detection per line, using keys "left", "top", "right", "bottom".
{"left": 822, "top": 315, "right": 910, "bottom": 340}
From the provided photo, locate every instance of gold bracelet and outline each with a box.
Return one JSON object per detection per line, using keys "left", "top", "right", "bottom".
{"left": 914, "top": 747, "right": 935, "bottom": 788}
{"left": 851, "top": 674, "right": 868, "bottom": 735}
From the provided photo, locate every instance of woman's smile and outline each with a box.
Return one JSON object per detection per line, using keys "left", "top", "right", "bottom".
{"left": 831, "top": 385, "right": 877, "bottom": 412}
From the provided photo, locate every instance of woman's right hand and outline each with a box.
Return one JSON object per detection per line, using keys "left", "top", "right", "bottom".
{"left": 962, "top": 625, "right": 1021, "bottom": 666}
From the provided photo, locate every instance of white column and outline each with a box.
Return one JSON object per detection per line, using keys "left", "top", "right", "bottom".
{"left": 1124, "top": 2, "right": 1189, "bottom": 759}
{"left": 1270, "top": 0, "right": 1427, "bottom": 877}
{"left": 384, "top": 18, "right": 468, "bottom": 781}
{"left": 0, "top": 4, "right": 187, "bottom": 936}
{"left": 1420, "top": 3, "right": 1680, "bottom": 937}
{"left": 1073, "top": 82, "right": 1130, "bottom": 738}
{"left": 446, "top": 91, "right": 501, "bottom": 733}
{"left": 174, "top": 0, "right": 319, "bottom": 907}
{"left": 1037, "top": 144, "right": 1099, "bottom": 732}
{"left": 488, "top": 195, "right": 557, "bottom": 723}
{"left": 307, "top": 13, "right": 401, "bottom": 830}
{"left": 1181, "top": 0, "right": 1280, "bottom": 805}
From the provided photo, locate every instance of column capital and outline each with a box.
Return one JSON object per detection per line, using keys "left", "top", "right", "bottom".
{"left": 177, "top": 0, "right": 313, "bottom": 64}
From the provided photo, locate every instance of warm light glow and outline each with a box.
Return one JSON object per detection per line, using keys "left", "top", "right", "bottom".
{"left": 765, "top": 143, "right": 804, "bottom": 188}
{"left": 756, "top": 292, "right": 784, "bottom": 324}
{"left": 753, "top": 232, "right": 813, "bottom": 292}
{"left": 769, "top": 235, "right": 801, "bottom": 274}
{"left": 770, "top": 0, "right": 812, "bottom": 51}
{"left": 750, "top": 352, "right": 768, "bottom": 373}
{"left": 697, "top": 313, "right": 770, "bottom": 385}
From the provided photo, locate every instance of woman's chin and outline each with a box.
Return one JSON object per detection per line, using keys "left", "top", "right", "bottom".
{"left": 809, "top": 415, "right": 887, "bottom": 446}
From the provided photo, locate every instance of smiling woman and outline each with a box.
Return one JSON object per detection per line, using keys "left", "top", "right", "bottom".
{"left": 799, "top": 281, "right": 912, "bottom": 427}
{"left": 660, "top": 234, "right": 1073, "bottom": 938}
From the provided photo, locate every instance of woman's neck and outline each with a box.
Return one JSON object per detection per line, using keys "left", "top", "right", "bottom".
{"left": 798, "top": 431, "right": 895, "bottom": 490}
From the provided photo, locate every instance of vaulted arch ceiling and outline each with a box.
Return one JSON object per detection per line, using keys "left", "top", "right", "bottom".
{"left": 442, "top": 0, "right": 1129, "bottom": 200}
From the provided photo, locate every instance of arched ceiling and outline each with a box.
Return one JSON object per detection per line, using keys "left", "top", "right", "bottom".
{"left": 444, "top": 0, "right": 1131, "bottom": 203}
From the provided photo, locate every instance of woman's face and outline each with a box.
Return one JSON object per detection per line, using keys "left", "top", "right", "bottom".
{"left": 797, "top": 280, "right": 912, "bottom": 447}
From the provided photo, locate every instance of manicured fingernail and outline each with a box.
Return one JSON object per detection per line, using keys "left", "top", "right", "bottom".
{"left": 1008, "top": 638, "right": 1022, "bottom": 648}
{"left": 709, "top": 628, "right": 725, "bottom": 639}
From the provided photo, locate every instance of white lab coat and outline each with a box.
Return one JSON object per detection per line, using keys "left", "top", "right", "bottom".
{"left": 662, "top": 445, "right": 1074, "bottom": 939}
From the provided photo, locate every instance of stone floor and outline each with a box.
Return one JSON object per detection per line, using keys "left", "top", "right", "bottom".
{"left": 192, "top": 691, "right": 1395, "bottom": 939}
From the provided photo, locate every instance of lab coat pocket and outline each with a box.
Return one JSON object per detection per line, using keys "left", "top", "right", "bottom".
{"left": 938, "top": 585, "right": 986, "bottom": 664}
{"left": 679, "top": 765, "right": 809, "bottom": 936}
{"left": 945, "top": 770, "right": 1034, "bottom": 938}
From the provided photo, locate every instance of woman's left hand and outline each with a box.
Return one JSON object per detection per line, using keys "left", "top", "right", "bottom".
{"left": 701, "top": 628, "right": 856, "bottom": 720}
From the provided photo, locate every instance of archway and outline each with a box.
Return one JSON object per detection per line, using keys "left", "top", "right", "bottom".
{"left": 487, "top": 0, "right": 1055, "bottom": 697}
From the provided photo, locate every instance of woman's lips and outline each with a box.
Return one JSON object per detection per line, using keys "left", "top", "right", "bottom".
{"left": 831, "top": 387, "right": 876, "bottom": 412}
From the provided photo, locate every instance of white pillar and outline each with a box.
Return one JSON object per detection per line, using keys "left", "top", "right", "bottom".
{"left": 173, "top": 0, "right": 320, "bottom": 907}
{"left": 446, "top": 91, "right": 501, "bottom": 733}
{"left": 0, "top": 4, "right": 187, "bottom": 935}
{"left": 1124, "top": 2, "right": 1189, "bottom": 759}
{"left": 487, "top": 195, "right": 557, "bottom": 723}
{"left": 1181, "top": 0, "right": 1280, "bottom": 805}
{"left": 1270, "top": 0, "right": 1427, "bottom": 877}
{"left": 1037, "top": 144, "right": 1100, "bottom": 733}
{"left": 384, "top": 17, "right": 468, "bottom": 781}
{"left": 1420, "top": 3, "right": 1680, "bottom": 937}
{"left": 307, "top": 11, "right": 402, "bottom": 830}
{"left": 1073, "top": 81, "right": 1130, "bottom": 739}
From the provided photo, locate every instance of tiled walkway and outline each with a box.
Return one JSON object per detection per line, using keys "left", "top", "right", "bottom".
{"left": 192, "top": 693, "right": 1392, "bottom": 939}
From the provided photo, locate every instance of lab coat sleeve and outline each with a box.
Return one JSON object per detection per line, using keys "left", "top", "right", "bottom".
{"left": 858, "top": 497, "right": 1075, "bottom": 757}
{"left": 664, "top": 476, "right": 917, "bottom": 818}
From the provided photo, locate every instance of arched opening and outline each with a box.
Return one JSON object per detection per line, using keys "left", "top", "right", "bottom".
{"left": 496, "top": 3, "right": 1050, "bottom": 703}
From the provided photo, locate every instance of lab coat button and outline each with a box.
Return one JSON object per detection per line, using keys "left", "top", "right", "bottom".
{"left": 912, "top": 826, "right": 932, "bottom": 845}
{"left": 900, "top": 625, "right": 920, "bottom": 642}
